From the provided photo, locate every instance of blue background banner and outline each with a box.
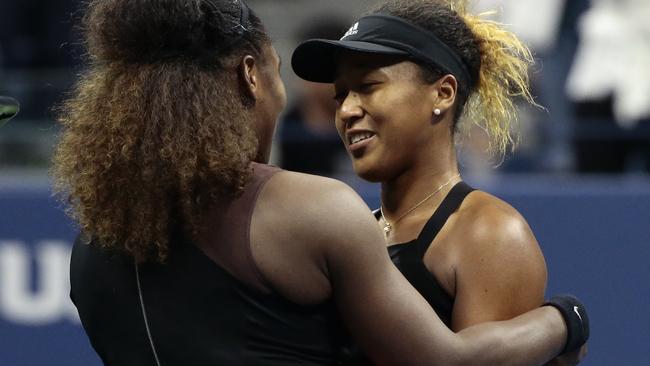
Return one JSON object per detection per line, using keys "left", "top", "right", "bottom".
{"left": 1, "top": 176, "right": 648, "bottom": 366}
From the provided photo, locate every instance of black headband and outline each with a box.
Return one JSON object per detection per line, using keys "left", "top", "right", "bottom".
{"left": 233, "top": 0, "right": 250, "bottom": 35}
{"left": 292, "top": 14, "right": 476, "bottom": 89}
{"left": 204, "top": 0, "right": 251, "bottom": 40}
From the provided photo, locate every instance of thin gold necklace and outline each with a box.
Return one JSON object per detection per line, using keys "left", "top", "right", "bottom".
{"left": 380, "top": 174, "right": 460, "bottom": 236}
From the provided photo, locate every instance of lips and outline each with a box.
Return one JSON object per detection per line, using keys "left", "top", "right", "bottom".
{"left": 346, "top": 130, "right": 376, "bottom": 155}
{"left": 349, "top": 131, "right": 375, "bottom": 145}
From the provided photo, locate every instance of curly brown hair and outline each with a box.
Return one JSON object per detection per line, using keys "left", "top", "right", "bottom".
{"left": 52, "top": 0, "right": 270, "bottom": 262}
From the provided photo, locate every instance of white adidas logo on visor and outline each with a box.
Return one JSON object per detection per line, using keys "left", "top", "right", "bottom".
{"left": 341, "top": 22, "right": 359, "bottom": 39}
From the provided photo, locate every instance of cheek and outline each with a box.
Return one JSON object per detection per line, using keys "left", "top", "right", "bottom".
{"left": 276, "top": 78, "right": 287, "bottom": 111}
{"left": 393, "top": 86, "right": 430, "bottom": 116}
{"left": 377, "top": 87, "right": 431, "bottom": 133}
{"left": 334, "top": 114, "right": 345, "bottom": 140}
{"left": 370, "top": 92, "right": 432, "bottom": 162}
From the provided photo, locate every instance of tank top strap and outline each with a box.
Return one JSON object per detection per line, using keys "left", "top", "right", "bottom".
{"left": 247, "top": 162, "right": 282, "bottom": 193}
{"left": 196, "top": 162, "right": 281, "bottom": 294}
{"left": 413, "top": 181, "right": 475, "bottom": 257}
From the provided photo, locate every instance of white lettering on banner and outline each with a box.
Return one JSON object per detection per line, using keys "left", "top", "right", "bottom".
{"left": 0, "top": 240, "right": 80, "bottom": 326}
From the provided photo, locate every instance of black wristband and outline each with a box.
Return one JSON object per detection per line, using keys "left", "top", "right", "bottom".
{"left": 544, "top": 294, "right": 590, "bottom": 354}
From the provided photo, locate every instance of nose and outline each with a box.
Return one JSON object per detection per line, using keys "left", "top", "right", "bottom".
{"left": 337, "top": 92, "right": 364, "bottom": 129}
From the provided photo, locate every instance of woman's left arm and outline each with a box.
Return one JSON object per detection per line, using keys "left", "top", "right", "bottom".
{"left": 447, "top": 203, "right": 548, "bottom": 332}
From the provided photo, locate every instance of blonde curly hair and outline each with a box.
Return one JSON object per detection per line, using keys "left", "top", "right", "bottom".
{"left": 372, "top": 0, "right": 538, "bottom": 156}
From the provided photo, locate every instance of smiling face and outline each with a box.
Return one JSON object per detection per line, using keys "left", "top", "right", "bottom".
{"left": 333, "top": 52, "right": 441, "bottom": 182}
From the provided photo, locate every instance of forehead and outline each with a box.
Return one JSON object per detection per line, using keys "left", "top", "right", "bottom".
{"left": 334, "top": 52, "right": 419, "bottom": 82}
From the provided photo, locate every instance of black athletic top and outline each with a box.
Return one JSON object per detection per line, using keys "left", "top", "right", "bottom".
{"left": 378, "top": 182, "right": 475, "bottom": 327}
{"left": 70, "top": 163, "right": 346, "bottom": 366}
{"left": 341, "top": 182, "right": 477, "bottom": 365}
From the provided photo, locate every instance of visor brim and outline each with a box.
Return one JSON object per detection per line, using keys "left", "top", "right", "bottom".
{"left": 291, "top": 39, "right": 409, "bottom": 83}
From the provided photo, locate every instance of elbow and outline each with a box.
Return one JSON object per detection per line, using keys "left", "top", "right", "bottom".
{"left": 430, "top": 335, "right": 477, "bottom": 366}
{"left": 449, "top": 331, "right": 509, "bottom": 366}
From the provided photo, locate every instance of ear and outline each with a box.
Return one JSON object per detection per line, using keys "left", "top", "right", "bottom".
{"left": 239, "top": 54, "right": 260, "bottom": 102}
{"left": 432, "top": 74, "right": 458, "bottom": 115}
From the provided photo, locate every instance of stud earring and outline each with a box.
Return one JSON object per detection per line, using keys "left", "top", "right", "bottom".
{"left": 434, "top": 108, "right": 442, "bottom": 116}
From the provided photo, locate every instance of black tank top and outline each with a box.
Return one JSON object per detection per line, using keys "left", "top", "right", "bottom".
{"left": 340, "top": 182, "right": 476, "bottom": 366}
{"left": 378, "top": 182, "right": 475, "bottom": 326}
{"left": 70, "top": 163, "right": 345, "bottom": 366}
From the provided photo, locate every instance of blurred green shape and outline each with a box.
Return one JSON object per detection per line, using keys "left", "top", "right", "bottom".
{"left": 0, "top": 96, "right": 20, "bottom": 127}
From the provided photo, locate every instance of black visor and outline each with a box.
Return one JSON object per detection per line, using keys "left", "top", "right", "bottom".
{"left": 292, "top": 14, "right": 475, "bottom": 89}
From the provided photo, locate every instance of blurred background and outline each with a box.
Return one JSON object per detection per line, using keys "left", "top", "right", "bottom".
{"left": 0, "top": 0, "right": 648, "bottom": 365}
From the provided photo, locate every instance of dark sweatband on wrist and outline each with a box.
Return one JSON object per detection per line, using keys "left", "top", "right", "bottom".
{"left": 544, "top": 294, "right": 590, "bottom": 354}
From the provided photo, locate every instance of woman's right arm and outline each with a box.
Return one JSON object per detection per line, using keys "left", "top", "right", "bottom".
{"left": 314, "top": 180, "right": 575, "bottom": 366}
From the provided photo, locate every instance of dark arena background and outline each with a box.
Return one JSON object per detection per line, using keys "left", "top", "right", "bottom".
{"left": 0, "top": 0, "right": 648, "bottom": 365}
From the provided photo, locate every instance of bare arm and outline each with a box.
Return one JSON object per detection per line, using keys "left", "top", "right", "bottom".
{"left": 445, "top": 197, "right": 586, "bottom": 366}
{"left": 449, "top": 201, "right": 548, "bottom": 331}
{"left": 255, "top": 172, "right": 569, "bottom": 366}
{"left": 329, "top": 227, "right": 566, "bottom": 366}
{"left": 310, "top": 180, "right": 567, "bottom": 366}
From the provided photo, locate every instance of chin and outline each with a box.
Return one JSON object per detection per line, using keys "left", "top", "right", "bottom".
{"left": 353, "top": 161, "right": 385, "bottom": 183}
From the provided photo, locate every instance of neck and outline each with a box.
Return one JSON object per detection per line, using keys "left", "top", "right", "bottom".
{"left": 381, "top": 137, "right": 459, "bottom": 218}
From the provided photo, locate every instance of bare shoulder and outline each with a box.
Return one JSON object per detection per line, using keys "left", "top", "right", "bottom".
{"left": 453, "top": 190, "right": 537, "bottom": 253}
{"left": 263, "top": 170, "right": 373, "bottom": 222}
{"left": 259, "top": 170, "right": 381, "bottom": 249}
{"left": 446, "top": 191, "right": 548, "bottom": 329}
{"left": 250, "top": 169, "right": 385, "bottom": 304}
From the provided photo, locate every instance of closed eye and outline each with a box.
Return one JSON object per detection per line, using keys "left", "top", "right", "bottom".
{"left": 358, "top": 82, "right": 379, "bottom": 92}
{"left": 333, "top": 82, "right": 379, "bottom": 103}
